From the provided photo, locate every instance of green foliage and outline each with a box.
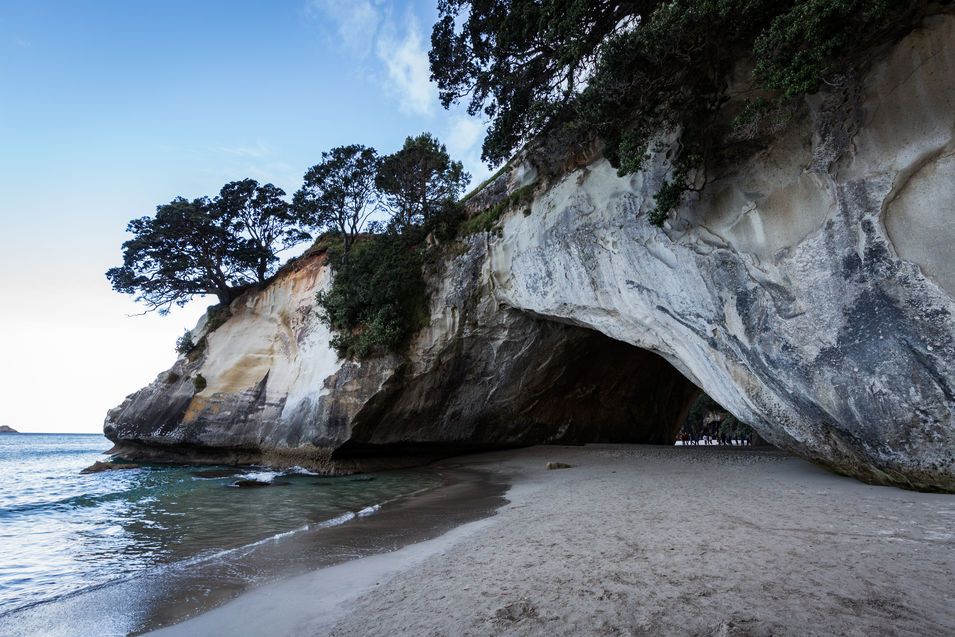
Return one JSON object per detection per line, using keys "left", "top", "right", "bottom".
{"left": 317, "top": 234, "right": 428, "bottom": 359}
{"left": 719, "top": 415, "right": 753, "bottom": 440}
{"left": 216, "top": 179, "right": 310, "bottom": 283}
{"left": 649, "top": 155, "right": 700, "bottom": 227}
{"left": 682, "top": 392, "right": 755, "bottom": 439}
{"left": 175, "top": 330, "right": 194, "bottom": 355}
{"left": 458, "top": 184, "right": 536, "bottom": 235}
{"left": 108, "top": 177, "right": 308, "bottom": 312}
{"left": 376, "top": 133, "right": 470, "bottom": 230}
{"left": 106, "top": 196, "right": 256, "bottom": 312}
{"left": 431, "top": 0, "right": 921, "bottom": 226}
{"left": 752, "top": 0, "right": 905, "bottom": 98}
{"left": 205, "top": 305, "right": 232, "bottom": 332}
{"left": 293, "top": 145, "right": 379, "bottom": 260}
{"left": 192, "top": 374, "right": 207, "bottom": 393}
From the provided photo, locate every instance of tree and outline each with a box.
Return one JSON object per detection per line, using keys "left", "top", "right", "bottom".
{"left": 316, "top": 233, "right": 427, "bottom": 358}
{"left": 430, "top": 0, "right": 917, "bottom": 225}
{"left": 375, "top": 133, "right": 470, "bottom": 230}
{"left": 293, "top": 145, "right": 379, "bottom": 261}
{"left": 106, "top": 196, "right": 255, "bottom": 313}
{"left": 215, "top": 179, "right": 309, "bottom": 284}
{"left": 430, "top": 0, "right": 645, "bottom": 165}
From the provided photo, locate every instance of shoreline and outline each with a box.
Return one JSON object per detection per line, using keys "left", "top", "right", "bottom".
{"left": 0, "top": 463, "right": 508, "bottom": 637}
{"left": 154, "top": 445, "right": 954, "bottom": 637}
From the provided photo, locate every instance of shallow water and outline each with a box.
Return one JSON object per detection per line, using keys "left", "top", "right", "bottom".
{"left": 0, "top": 433, "right": 440, "bottom": 622}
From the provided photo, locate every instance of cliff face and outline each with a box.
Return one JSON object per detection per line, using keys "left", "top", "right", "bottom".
{"left": 105, "top": 246, "right": 699, "bottom": 470}
{"left": 107, "top": 15, "right": 955, "bottom": 489}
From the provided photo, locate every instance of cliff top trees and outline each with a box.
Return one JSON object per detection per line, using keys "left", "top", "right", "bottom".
{"left": 430, "top": 0, "right": 645, "bottom": 166}
{"left": 106, "top": 197, "right": 256, "bottom": 313}
{"left": 376, "top": 133, "right": 471, "bottom": 230}
{"left": 294, "top": 145, "right": 380, "bottom": 260}
{"left": 107, "top": 179, "right": 307, "bottom": 313}
{"left": 109, "top": 133, "right": 471, "bottom": 334}
{"left": 216, "top": 179, "right": 310, "bottom": 284}
{"left": 429, "top": 0, "right": 918, "bottom": 224}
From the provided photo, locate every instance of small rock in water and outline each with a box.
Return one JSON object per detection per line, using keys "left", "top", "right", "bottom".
{"left": 230, "top": 478, "right": 291, "bottom": 488}
{"left": 80, "top": 461, "right": 140, "bottom": 474}
{"left": 347, "top": 475, "right": 375, "bottom": 482}
{"left": 545, "top": 462, "right": 572, "bottom": 470}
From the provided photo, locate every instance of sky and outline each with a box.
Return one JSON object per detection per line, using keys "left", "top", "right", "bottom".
{"left": 0, "top": 1, "right": 491, "bottom": 433}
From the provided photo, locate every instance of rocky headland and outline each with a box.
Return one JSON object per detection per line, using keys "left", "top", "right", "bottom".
{"left": 106, "top": 13, "right": 955, "bottom": 491}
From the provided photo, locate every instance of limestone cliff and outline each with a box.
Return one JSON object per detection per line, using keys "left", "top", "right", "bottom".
{"left": 107, "top": 15, "right": 955, "bottom": 490}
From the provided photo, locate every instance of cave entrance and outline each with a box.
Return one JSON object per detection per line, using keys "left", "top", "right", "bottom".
{"left": 532, "top": 326, "right": 701, "bottom": 446}
{"left": 341, "top": 314, "right": 704, "bottom": 456}
{"left": 674, "top": 393, "right": 761, "bottom": 447}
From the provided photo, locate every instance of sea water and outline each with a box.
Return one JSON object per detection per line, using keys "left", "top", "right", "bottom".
{"left": 0, "top": 433, "right": 440, "bottom": 623}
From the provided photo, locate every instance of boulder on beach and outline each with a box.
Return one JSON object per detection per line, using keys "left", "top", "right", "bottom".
{"left": 545, "top": 462, "right": 572, "bottom": 470}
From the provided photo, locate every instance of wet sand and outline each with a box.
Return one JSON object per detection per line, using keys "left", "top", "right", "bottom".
{"left": 154, "top": 445, "right": 955, "bottom": 637}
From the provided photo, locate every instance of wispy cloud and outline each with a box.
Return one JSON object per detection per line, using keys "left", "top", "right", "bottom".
{"left": 209, "top": 142, "right": 273, "bottom": 159}
{"left": 444, "top": 114, "right": 492, "bottom": 188}
{"left": 445, "top": 116, "right": 483, "bottom": 157}
{"left": 376, "top": 15, "right": 436, "bottom": 116}
{"left": 305, "top": 1, "right": 437, "bottom": 117}
{"left": 305, "top": 0, "right": 383, "bottom": 59}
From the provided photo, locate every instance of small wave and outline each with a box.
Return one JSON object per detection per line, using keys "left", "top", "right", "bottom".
{"left": 357, "top": 504, "right": 380, "bottom": 517}
{"left": 285, "top": 466, "right": 321, "bottom": 476}
{"left": 0, "top": 502, "right": 383, "bottom": 619}
{"left": 234, "top": 470, "right": 285, "bottom": 483}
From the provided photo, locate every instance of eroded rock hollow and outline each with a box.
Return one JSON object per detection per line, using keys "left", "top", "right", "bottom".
{"left": 107, "top": 15, "right": 955, "bottom": 490}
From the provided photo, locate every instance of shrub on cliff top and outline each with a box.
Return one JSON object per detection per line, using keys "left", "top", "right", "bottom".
{"left": 430, "top": 0, "right": 921, "bottom": 225}
{"left": 317, "top": 233, "right": 428, "bottom": 359}
{"left": 175, "top": 330, "right": 194, "bottom": 355}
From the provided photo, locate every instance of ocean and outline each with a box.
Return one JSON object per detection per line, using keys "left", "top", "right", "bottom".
{"left": 0, "top": 433, "right": 443, "bottom": 634}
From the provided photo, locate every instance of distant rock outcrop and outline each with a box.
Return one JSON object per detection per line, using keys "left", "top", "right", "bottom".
{"left": 106, "top": 14, "right": 955, "bottom": 491}
{"left": 0, "top": 426, "right": 18, "bottom": 433}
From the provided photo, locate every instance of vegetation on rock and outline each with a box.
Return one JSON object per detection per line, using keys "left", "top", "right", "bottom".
{"left": 317, "top": 233, "right": 429, "bottom": 359}
{"left": 376, "top": 133, "right": 470, "bottom": 231}
{"left": 293, "top": 145, "right": 380, "bottom": 262}
{"left": 107, "top": 181, "right": 310, "bottom": 313}
{"left": 430, "top": 0, "right": 922, "bottom": 225}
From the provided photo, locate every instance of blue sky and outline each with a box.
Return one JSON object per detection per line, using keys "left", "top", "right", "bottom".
{"left": 0, "top": 1, "right": 490, "bottom": 433}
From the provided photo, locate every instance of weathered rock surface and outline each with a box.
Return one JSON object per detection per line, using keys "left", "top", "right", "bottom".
{"left": 105, "top": 247, "right": 698, "bottom": 472}
{"left": 106, "top": 15, "right": 955, "bottom": 490}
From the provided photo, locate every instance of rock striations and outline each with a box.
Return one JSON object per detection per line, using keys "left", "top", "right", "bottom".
{"left": 106, "top": 15, "right": 955, "bottom": 490}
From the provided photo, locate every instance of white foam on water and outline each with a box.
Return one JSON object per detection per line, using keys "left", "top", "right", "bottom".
{"left": 234, "top": 470, "right": 284, "bottom": 483}
{"left": 0, "top": 502, "right": 385, "bottom": 618}
{"left": 357, "top": 504, "right": 380, "bottom": 517}
{"left": 285, "top": 466, "right": 321, "bottom": 476}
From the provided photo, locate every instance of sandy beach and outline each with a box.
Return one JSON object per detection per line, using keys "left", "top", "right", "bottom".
{"left": 153, "top": 445, "right": 955, "bottom": 637}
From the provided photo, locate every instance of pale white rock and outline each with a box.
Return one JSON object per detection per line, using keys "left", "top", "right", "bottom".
{"left": 106, "top": 15, "right": 955, "bottom": 489}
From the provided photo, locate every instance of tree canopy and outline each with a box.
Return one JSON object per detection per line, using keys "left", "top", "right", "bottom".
{"left": 293, "top": 145, "right": 380, "bottom": 260}
{"left": 106, "top": 196, "right": 257, "bottom": 313}
{"left": 376, "top": 133, "right": 470, "bottom": 230}
{"left": 109, "top": 132, "right": 472, "bottom": 351}
{"left": 215, "top": 179, "right": 310, "bottom": 283}
{"left": 430, "top": 0, "right": 920, "bottom": 225}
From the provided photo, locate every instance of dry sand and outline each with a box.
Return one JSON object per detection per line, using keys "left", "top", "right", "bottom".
{"left": 153, "top": 445, "right": 955, "bottom": 637}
